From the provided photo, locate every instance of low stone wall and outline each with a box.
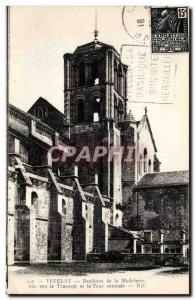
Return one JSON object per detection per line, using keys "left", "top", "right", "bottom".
{"left": 87, "top": 252, "right": 185, "bottom": 266}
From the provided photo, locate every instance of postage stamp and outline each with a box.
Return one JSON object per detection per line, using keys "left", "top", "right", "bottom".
{"left": 151, "top": 7, "right": 189, "bottom": 53}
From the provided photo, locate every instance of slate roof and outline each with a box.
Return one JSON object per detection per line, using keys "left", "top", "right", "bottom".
{"left": 108, "top": 239, "right": 130, "bottom": 251}
{"left": 108, "top": 224, "right": 140, "bottom": 239}
{"left": 28, "top": 97, "right": 64, "bottom": 119}
{"left": 139, "top": 229, "right": 187, "bottom": 242}
{"left": 163, "top": 229, "right": 183, "bottom": 242}
{"left": 134, "top": 171, "right": 189, "bottom": 189}
{"left": 28, "top": 97, "right": 65, "bottom": 132}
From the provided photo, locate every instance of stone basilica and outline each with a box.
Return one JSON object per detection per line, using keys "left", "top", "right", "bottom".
{"left": 7, "top": 36, "right": 189, "bottom": 264}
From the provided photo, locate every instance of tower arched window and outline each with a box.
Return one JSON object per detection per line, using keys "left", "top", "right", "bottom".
{"left": 78, "top": 61, "right": 85, "bottom": 86}
{"left": 62, "top": 199, "right": 67, "bottom": 216}
{"left": 93, "top": 97, "right": 101, "bottom": 122}
{"left": 91, "top": 60, "right": 99, "bottom": 85}
{"left": 93, "top": 112, "right": 99, "bottom": 122}
{"left": 143, "top": 148, "right": 148, "bottom": 173}
{"left": 77, "top": 99, "right": 85, "bottom": 123}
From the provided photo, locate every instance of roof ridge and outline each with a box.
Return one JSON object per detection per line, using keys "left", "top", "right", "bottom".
{"left": 135, "top": 170, "right": 189, "bottom": 189}
{"left": 30, "top": 97, "right": 64, "bottom": 115}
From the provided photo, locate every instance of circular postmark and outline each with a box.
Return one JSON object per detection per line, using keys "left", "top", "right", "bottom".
{"left": 122, "top": 6, "right": 151, "bottom": 45}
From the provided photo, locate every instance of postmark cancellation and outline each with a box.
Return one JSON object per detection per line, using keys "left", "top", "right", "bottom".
{"left": 151, "top": 7, "right": 189, "bottom": 53}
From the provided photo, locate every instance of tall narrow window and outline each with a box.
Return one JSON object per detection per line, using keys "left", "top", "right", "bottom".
{"left": 143, "top": 148, "right": 148, "bottom": 173}
{"left": 117, "top": 65, "right": 123, "bottom": 95}
{"left": 114, "top": 95, "right": 118, "bottom": 122}
{"left": 93, "top": 97, "right": 101, "bottom": 122}
{"left": 31, "top": 192, "right": 38, "bottom": 214}
{"left": 31, "top": 192, "right": 38, "bottom": 206}
{"left": 91, "top": 60, "right": 99, "bottom": 85}
{"left": 85, "top": 204, "right": 88, "bottom": 220}
{"left": 144, "top": 231, "right": 152, "bottom": 243}
{"left": 93, "top": 112, "right": 99, "bottom": 122}
{"left": 115, "top": 213, "right": 119, "bottom": 225}
{"left": 62, "top": 199, "right": 67, "bottom": 215}
{"left": 118, "top": 101, "right": 123, "bottom": 123}
{"left": 36, "top": 106, "right": 44, "bottom": 119}
{"left": 148, "top": 159, "right": 152, "bottom": 173}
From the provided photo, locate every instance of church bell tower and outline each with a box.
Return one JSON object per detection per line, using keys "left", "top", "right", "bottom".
{"left": 63, "top": 32, "right": 128, "bottom": 226}
{"left": 63, "top": 32, "right": 128, "bottom": 125}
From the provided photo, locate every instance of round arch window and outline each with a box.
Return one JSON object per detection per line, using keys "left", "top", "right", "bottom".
{"left": 143, "top": 148, "right": 148, "bottom": 173}
{"left": 93, "top": 97, "right": 101, "bottom": 122}
{"left": 31, "top": 192, "right": 38, "bottom": 206}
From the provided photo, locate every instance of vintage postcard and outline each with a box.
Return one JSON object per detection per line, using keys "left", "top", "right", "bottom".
{"left": 7, "top": 6, "right": 190, "bottom": 295}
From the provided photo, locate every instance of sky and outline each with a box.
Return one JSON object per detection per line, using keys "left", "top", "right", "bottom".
{"left": 8, "top": 6, "right": 189, "bottom": 172}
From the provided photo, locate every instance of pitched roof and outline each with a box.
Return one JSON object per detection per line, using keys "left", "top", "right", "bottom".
{"left": 108, "top": 224, "right": 140, "bottom": 239}
{"left": 108, "top": 239, "right": 130, "bottom": 251}
{"left": 28, "top": 97, "right": 64, "bottom": 118}
{"left": 28, "top": 97, "right": 65, "bottom": 132}
{"left": 134, "top": 171, "right": 189, "bottom": 189}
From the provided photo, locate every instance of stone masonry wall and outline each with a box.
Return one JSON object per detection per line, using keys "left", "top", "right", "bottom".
{"left": 8, "top": 171, "right": 22, "bottom": 264}
{"left": 72, "top": 192, "right": 87, "bottom": 260}
{"left": 15, "top": 205, "right": 30, "bottom": 261}
{"left": 26, "top": 185, "right": 49, "bottom": 263}
{"left": 48, "top": 189, "right": 74, "bottom": 262}
{"left": 131, "top": 186, "right": 189, "bottom": 232}
{"left": 93, "top": 199, "right": 110, "bottom": 253}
